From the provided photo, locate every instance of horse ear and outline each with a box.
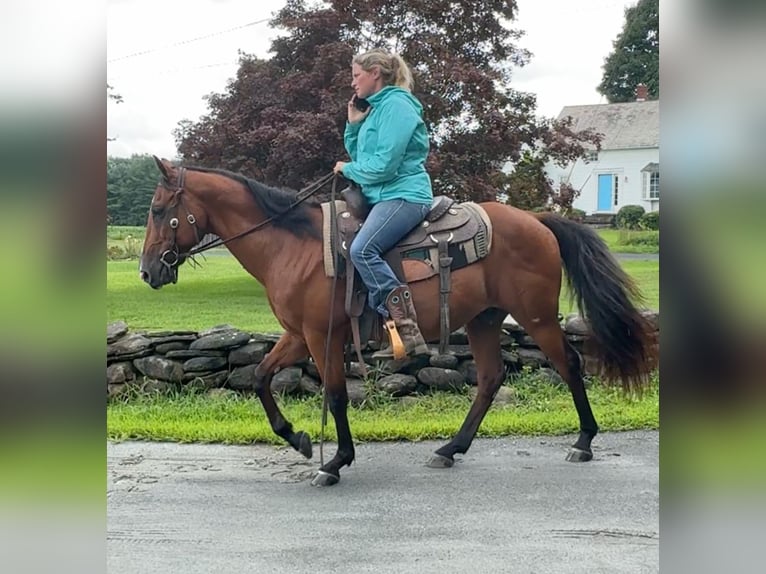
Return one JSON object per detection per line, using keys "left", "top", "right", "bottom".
{"left": 153, "top": 155, "right": 173, "bottom": 179}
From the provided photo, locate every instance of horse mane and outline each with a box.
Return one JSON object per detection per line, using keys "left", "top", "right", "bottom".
{"left": 187, "top": 166, "right": 320, "bottom": 239}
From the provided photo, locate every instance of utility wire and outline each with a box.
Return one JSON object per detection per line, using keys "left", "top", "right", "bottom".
{"left": 108, "top": 18, "right": 270, "bottom": 63}
{"left": 108, "top": 61, "right": 240, "bottom": 81}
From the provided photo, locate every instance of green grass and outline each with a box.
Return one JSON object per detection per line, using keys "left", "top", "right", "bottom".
{"left": 108, "top": 256, "right": 658, "bottom": 332}
{"left": 107, "top": 225, "right": 145, "bottom": 252}
{"left": 107, "top": 257, "right": 283, "bottom": 332}
{"left": 108, "top": 372, "right": 659, "bottom": 444}
{"left": 108, "top": 225, "right": 146, "bottom": 241}
{"left": 597, "top": 228, "right": 659, "bottom": 253}
{"left": 559, "top": 258, "right": 659, "bottom": 313}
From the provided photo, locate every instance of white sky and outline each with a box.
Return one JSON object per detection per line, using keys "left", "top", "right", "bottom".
{"left": 107, "top": 0, "right": 638, "bottom": 159}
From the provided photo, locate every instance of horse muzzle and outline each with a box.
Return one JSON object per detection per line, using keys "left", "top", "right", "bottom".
{"left": 139, "top": 257, "right": 178, "bottom": 289}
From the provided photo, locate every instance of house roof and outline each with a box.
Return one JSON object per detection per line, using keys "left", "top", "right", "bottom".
{"left": 557, "top": 100, "right": 659, "bottom": 150}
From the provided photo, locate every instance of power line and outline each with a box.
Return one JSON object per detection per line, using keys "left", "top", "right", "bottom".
{"left": 108, "top": 18, "right": 271, "bottom": 63}
{"left": 108, "top": 61, "right": 240, "bottom": 81}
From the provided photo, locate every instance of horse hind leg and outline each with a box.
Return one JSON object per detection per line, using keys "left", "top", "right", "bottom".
{"left": 429, "top": 308, "right": 506, "bottom": 468}
{"left": 525, "top": 320, "right": 599, "bottom": 462}
{"left": 253, "top": 332, "right": 313, "bottom": 459}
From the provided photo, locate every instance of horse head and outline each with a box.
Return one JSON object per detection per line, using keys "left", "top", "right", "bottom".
{"left": 139, "top": 156, "right": 208, "bottom": 289}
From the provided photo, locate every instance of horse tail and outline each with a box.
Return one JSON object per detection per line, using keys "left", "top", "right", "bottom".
{"left": 535, "top": 212, "right": 655, "bottom": 391}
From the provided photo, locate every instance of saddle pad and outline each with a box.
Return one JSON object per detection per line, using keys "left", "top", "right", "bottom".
{"left": 321, "top": 200, "right": 347, "bottom": 277}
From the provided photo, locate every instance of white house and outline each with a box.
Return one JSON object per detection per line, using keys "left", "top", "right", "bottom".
{"left": 545, "top": 89, "right": 659, "bottom": 215}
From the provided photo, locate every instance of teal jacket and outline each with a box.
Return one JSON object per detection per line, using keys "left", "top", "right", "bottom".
{"left": 342, "top": 86, "right": 433, "bottom": 206}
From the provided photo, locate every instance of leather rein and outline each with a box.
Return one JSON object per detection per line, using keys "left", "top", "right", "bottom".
{"left": 157, "top": 168, "right": 337, "bottom": 270}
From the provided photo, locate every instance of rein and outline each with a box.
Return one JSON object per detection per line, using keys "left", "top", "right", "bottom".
{"left": 175, "top": 169, "right": 336, "bottom": 259}
{"left": 319, "top": 175, "right": 339, "bottom": 469}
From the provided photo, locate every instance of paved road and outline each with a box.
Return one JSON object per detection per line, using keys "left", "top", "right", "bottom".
{"left": 615, "top": 252, "right": 658, "bottom": 261}
{"left": 108, "top": 431, "right": 658, "bottom": 574}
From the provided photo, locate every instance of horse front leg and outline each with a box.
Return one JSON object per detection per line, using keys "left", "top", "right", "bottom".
{"left": 252, "top": 332, "right": 313, "bottom": 458}
{"left": 304, "top": 330, "right": 354, "bottom": 487}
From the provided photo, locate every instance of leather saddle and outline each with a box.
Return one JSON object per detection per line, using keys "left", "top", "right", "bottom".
{"left": 322, "top": 193, "right": 492, "bottom": 361}
{"left": 333, "top": 195, "right": 491, "bottom": 284}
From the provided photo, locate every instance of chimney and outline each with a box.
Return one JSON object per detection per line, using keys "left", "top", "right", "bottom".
{"left": 635, "top": 83, "right": 649, "bottom": 102}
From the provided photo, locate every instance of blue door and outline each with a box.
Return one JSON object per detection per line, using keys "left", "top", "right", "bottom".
{"left": 597, "top": 174, "right": 613, "bottom": 212}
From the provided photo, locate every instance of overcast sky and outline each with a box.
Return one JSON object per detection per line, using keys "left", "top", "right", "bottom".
{"left": 107, "top": 0, "right": 638, "bottom": 159}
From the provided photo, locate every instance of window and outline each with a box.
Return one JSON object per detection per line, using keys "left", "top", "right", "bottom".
{"left": 584, "top": 150, "right": 598, "bottom": 163}
{"left": 643, "top": 171, "right": 659, "bottom": 200}
{"left": 613, "top": 174, "right": 619, "bottom": 206}
{"left": 641, "top": 163, "right": 659, "bottom": 201}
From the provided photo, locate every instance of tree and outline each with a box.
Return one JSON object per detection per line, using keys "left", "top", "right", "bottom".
{"left": 176, "top": 0, "right": 600, "bottom": 208}
{"left": 598, "top": 0, "right": 659, "bottom": 103}
{"left": 107, "top": 154, "right": 160, "bottom": 225}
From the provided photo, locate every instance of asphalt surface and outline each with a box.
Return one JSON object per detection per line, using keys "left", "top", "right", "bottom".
{"left": 108, "top": 431, "right": 658, "bottom": 573}
{"left": 615, "top": 253, "right": 658, "bottom": 261}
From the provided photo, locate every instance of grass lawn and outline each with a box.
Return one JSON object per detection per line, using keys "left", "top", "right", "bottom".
{"left": 108, "top": 256, "right": 658, "bottom": 333}
{"left": 108, "top": 372, "right": 659, "bottom": 443}
{"left": 108, "top": 256, "right": 282, "bottom": 333}
{"left": 597, "top": 228, "right": 659, "bottom": 254}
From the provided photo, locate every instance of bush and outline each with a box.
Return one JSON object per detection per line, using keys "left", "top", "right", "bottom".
{"left": 640, "top": 210, "right": 659, "bottom": 230}
{"left": 615, "top": 205, "right": 645, "bottom": 229}
{"left": 107, "top": 236, "right": 142, "bottom": 260}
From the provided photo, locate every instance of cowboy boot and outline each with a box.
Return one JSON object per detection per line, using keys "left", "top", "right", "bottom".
{"left": 372, "top": 286, "right": 430, "bottom": 360}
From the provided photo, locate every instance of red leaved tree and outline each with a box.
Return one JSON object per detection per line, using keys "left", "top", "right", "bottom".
{"left": 175, "top": 0, "right": 600, "bottom": 208}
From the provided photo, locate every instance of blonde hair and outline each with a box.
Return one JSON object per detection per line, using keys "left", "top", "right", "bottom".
{"left": 353, "top": 49, "right": 414, "bottom": 92}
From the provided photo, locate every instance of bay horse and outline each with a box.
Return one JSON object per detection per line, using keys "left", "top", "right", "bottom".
{"left": 139, "top": 156, "right": 654, "bottom": 486}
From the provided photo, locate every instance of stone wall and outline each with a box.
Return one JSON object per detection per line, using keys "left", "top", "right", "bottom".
{"left": 107, "top": 311, "right": 659, "bottom": 404}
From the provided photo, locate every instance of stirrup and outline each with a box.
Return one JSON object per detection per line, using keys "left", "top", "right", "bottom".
{"left": 376, "top": 319, "right": 406, "bottom": 361}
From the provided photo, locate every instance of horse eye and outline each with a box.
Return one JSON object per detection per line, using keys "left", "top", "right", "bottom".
{"left": 151, "top": 206, "right": 164, "bottom": 218}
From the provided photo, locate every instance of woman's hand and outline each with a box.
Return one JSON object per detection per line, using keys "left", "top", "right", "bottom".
{"left": 333, "top": 161, "right": 347, "bottom": 175}
{"left": 347, "top": 98, "right": 371, "bottom": 124}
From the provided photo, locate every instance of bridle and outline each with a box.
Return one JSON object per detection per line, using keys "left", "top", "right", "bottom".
{"left": 154, "top": 167, "right": 336, "bottom": 273}
{"left": 156, "top": 167, "right": 201, "bottom": 274}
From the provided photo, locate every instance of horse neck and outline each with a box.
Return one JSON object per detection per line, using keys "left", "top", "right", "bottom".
{"left": 193, "top": 177, "right": 320, "bottom": 286}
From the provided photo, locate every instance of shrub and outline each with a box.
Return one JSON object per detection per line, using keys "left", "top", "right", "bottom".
{"left": 107, "top": 236, "right": 142, "bottom": 260}
{"left": 615, "top": 205, "right": 645, "bottom": 229}
{"left": 640, "top": 210, "right": 659, "bottom": 230}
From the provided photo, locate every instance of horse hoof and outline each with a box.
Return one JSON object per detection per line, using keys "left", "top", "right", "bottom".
{"left": 566, "top": 448, "right": 593, "bottom": 462}
{"left": 426, "top": 453, "right": 454, "bottom": 468}
{"left": 311, "top": 470, "right": 340, "bottom": 487}
{"left": 295, "top": 431, "right": 313, "bottom": 459}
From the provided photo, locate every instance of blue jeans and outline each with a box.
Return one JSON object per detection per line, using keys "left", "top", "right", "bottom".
{"left": 349, "top": 199, "right": 430, "bottom": 317}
